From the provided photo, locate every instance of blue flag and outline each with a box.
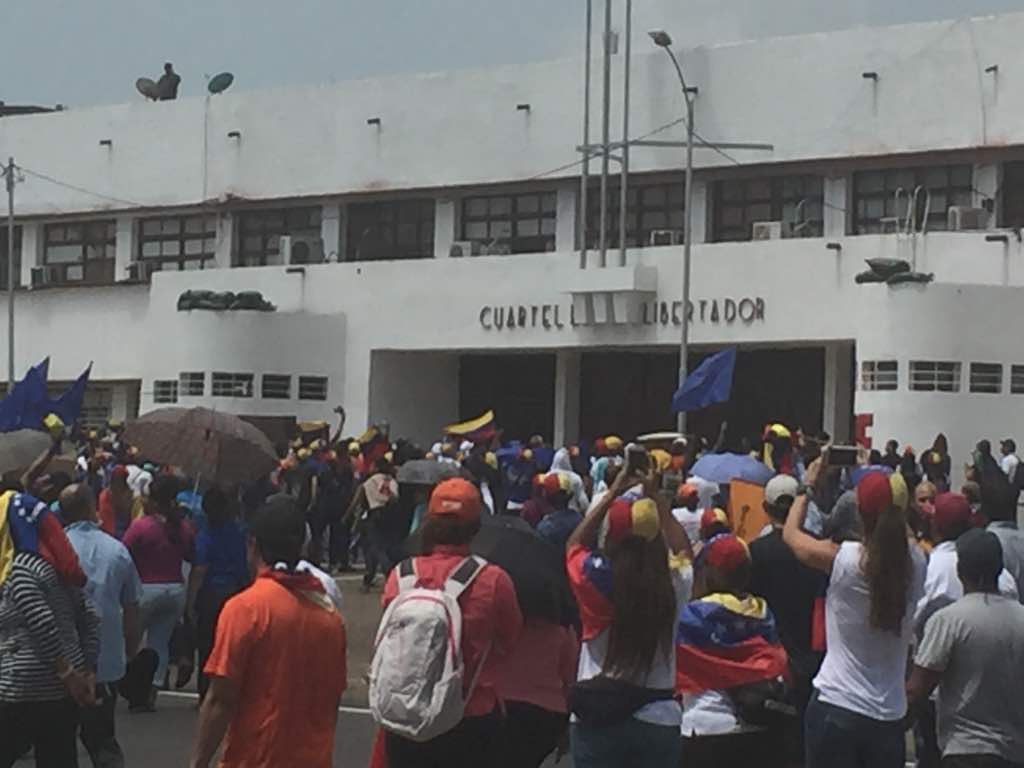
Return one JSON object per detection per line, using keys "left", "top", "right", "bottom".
{"left": 0, "top": 359, "right": 92, "bottom": 432}
{"left": 671, "top": 348, "right": 736, "bottom": 414}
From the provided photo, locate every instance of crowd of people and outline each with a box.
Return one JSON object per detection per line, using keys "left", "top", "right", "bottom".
{"left": 0, "top": 415, "right": 1023, "bottom": 768}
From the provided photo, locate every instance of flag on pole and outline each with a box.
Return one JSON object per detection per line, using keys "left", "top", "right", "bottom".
{"left": 670, "top": 348, "right": 736, "bottom": 414}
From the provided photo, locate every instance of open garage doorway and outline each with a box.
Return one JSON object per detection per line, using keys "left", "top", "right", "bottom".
{"left": 459, "top": 353, "right": 556, "bottom": 442}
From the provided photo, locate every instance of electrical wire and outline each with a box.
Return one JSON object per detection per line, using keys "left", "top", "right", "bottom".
{"left": 16, "top": 165, "right": 147, "bottom": 209}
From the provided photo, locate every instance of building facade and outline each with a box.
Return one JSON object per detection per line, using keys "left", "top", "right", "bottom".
{"left": 1, "top": 13, "right": 1024, "bottom": 462}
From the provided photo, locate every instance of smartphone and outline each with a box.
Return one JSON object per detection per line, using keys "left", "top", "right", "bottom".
{"left": 829, "top": 445, "right": 859, "bottom": 466}
{"left": 625, "top": 444, "right": 651, "bottom": 476}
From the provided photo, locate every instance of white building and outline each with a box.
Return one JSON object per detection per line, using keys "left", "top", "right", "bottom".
{"left": 1, "top": 12, "right": 1024, "bottom": 462}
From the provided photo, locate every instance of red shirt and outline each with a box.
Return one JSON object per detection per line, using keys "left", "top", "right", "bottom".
{"left": 382, "top": 544, "right": 523, "bottom": 717}
{"left": 205, "top": 576, "right": 347, "bottom": 768}
{"left": 498, "top": 618, "right": 579, "bottom": 713}
{"left": 122, "top": 515, "right": 194, "bottom": 584}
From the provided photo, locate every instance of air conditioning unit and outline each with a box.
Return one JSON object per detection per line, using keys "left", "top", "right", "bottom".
{"left": 30, "top": 265, "right": 61, "bottom": 288}
{"left": 751, "top": 221, "right": 784, "bottom": 241}
{"left": 449, "top": 240, "right": 482, "bottom": 258}
{"left": 649, "top": 229, "right": 683, "bottom": 246}
{"left": 947, "top": 206, "right": 989, "bottom": 231}
{"left": 280, "top": 235, "right": 325, "bottom": 265}
{"left": 126, "top": 260, "right": 157, "bottom": 283}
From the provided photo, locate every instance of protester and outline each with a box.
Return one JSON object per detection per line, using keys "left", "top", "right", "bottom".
{"left": 749, "top": 474, "right": 827, "bottom": 764}
{"left": 908, "top": 529, "right": 1024, "bottom": 768}
{"left": 999, "top": 438, "right": 1020, "bottom": 479}
{"left": 346, "top": 458, "right": 400, "bottom": 591}
{"left": 984, "top": 484, "right": 1024, "bottom": 606}
{"left": 922, "top": 434, "right": 951, "bottom": 492}
{"left": 185, "top": 488, "right": 250, "bottom": 701}
{"left": 0, "top": 491, "right": 98, "bottom": 767}
{"left": 63, "top": 483, "right": 143, "bottom": 768}
{"left": 378, "top": 477, "right": 523, "bottom": 766}
{"left": 549, "top": 447, "right": 590, "bottom": 514}
{"left": 499, "top": 618, "right": 579, "bottom": 768}
{"left": 671, "top": 481, "right": 702, "bottom": 546}
{"left": 97, "top": 465, "right": 134, "bottom": 539}
{"left": 784, "top": 464, "right": 926, "bottom": 768}
{"left": 122, "top": 474, "right": 195, "bottom": 705}
{"left": 565, "top": 468, "right": 692, "bottom": 767}
{"left": 880, "top": 440, "right": 901, "bottom": 470}
{"left": 536, "top": 472, "right": 584, "bottom": 552}
{"left": 911, "top": 480, "right": 938, "bottom": 551}
{"left": 189, "top": 494, "right": 347, "bottom": 768}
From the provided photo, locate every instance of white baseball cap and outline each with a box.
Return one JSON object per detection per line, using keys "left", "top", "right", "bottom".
{"left": 764, "top": 474, "right": 799, "bottom": 505}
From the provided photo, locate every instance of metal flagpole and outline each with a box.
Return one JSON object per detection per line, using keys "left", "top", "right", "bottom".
{"left": 5, "top": 157, "right": 15, "bottom": 389}
{"left": 579, "top": 0, "right": 593, "bottom": 269}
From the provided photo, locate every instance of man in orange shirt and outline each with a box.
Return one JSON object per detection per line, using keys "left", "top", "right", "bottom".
{"left": 189, "top": 495, "right": 347, "bottom": 768}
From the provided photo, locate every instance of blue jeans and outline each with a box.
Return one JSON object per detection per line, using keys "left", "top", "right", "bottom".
{"left": 571, "top": 719, "right": 681, "bottom": 768}
{"left": 139, "top": 583, "right": 186, "bottom": 686}
{"left": 805, "top": 692, "right": 905, "bottom": 768}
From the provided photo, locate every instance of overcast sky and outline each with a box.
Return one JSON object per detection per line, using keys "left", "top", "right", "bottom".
{"left": 2, "top": 0, "right": 1022, "bottom": 107}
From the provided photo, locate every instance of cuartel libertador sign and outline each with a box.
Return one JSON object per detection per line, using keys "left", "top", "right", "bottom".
{"left": 479, "top": 297, "right": 765, "bottom": 331}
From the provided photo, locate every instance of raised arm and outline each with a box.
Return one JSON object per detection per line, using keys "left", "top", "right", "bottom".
{"left": 782, "top": 458, "right": 839, "bottom": 573}
{"left": 646, "top": 471, "right": 692, "bottom": 559}
{"left": 567, "top": 469, "right": 631, "bottom": 550}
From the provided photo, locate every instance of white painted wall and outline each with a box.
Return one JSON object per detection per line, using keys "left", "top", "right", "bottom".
{"left": 367, "top": 351, "right": 460, "bottom": 446}
{"left": 3, "top": 14, "right": 1024, "bottom": 217}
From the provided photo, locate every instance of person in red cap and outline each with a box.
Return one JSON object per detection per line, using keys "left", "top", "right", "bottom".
{"left": 97, "top": 464, "right": 134, "bottom": 539}
{"left": 380, "top": 478, "right": 522, "bottom": 767}
{"left": 783, "top": 459, "right": 926, "bottom": 768}
{"left": 536, "top": 472, "right": 583, "bottom": 552}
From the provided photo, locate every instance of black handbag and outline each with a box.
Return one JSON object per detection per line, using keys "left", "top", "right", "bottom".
{"left": 569, "top": 676, "right": 675, "bottom": 727}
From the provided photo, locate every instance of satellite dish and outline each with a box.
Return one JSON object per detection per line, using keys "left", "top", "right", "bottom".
{"left": 208, "top": 72, "right": 234, "bottom": 95}
{"left": 135, "top": 77, "right": 159, "bottom": 100}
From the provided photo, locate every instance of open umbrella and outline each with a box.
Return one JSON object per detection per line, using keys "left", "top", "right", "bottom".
{"left": 470, "top": 515, "right": 575, "bottom": 625}
{"left": 396, "top": 459, "right": 463, "bottom": 486}
{"left": 0, "top": 429, "right": 52, "bottom": 475}
{"left": 690, "top": 452, "right": 775, "bottom": 486}
{"left": 123, "top": 407, "right": 277, "bottom": 487}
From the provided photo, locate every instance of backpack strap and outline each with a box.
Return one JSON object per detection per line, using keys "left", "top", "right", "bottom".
{"left": 396, "top": 557, "right": 418, "bottom": 593}
{"left": 443, "top": 555, "right": 486, "bottom": 600}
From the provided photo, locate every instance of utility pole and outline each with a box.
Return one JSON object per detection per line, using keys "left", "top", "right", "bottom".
{"left": 4, "top": 157, "right": 14, "bottom": 389}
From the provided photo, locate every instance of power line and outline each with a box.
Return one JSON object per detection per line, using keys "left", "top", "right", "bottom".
{"left": 16, "top": 165, "right": 147, "bottom": 209}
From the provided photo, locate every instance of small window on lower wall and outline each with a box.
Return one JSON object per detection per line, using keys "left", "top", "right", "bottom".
{"left": 1012, "top": 366, "right": 1024, "bottom": 394}
{"left": 969, "top": 363, "right": 1003, "bottom": 394}
{"left": 298, "top": 376, "right": 328, "bottom": 401}
{"left": 909, "top": 361, "right": 961, "bottom": 393}
{"left": 179, "top": 372, "right": 205, "bottom": 397}
{"left": 262, "top": 374, "right": 291, "bottom": 400}
{"left": 860, "top": 360, "right": 898, "bottom": 391}
{"left": 212, "top": 372, "right": 254, "bottom": 398}
{"left": 153, "top": 380, "right": 178, "bottom": 404}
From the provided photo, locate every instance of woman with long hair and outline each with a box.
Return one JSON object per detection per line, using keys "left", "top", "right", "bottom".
{"left": 122, "top": 474, "right": 195, "bottom": 708}
{"left": 783, "top": 457, "right": 926, "bottom": 768}
{"left": 565, "top": 466, "right": 693, "bottom": 767}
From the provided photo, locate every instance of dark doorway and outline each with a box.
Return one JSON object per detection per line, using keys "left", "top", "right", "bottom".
{"left": 459, "top": 353, "right": 556, "bottom": 441}
{"left": 580, "top": 347, "right": 826, "bottom": 447}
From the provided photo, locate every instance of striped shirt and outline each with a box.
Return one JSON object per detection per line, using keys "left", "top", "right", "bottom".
{"left": 0, "top": 551, "right": 99, "bottom": 702}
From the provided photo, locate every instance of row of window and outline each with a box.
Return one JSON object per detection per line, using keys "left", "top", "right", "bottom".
{"left": 153, "top": 372, "right": 328, "bottom": 403}
{"left": 861, "top": 360, "right": 1024, "bottom": 395}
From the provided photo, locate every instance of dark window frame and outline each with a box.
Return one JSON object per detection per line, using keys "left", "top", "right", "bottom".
{"left": 236, "top": 207, "right": 321, "bottom": 267}
{"left": 298, "top": 376, "right": 328, "bottom": 401}
{"left": 909, "top": 361, "right": 962, "bottom": 393}
{"left": 179, "top": 372, "right": 205, "bottom": 397}
{"left": 586, "top": 177, "right": 686, "bottom": 249}
{"left": 860, "top": 360, "right": 898, "bottom": 391}
{"left": 346, "top": 199, "right": 435, "bottom": 261}
{"left": 853, "top": 165, "right": 972, "bottom": 234}
{"left": 712, "top": 175, "right": 824, "bottom": 242}
{"left": 43, "top": 220, "right": 117, "bottom": 285}
{"left": 968, "top": 362, "right": 1003, "bottom": 395}
{"left": 153, "top": 380, "right": 178, "bottom": 404}
{"left": 211, "top": 372, "right": 255, "bottom": 398}
{"left": 462, "top": 191, "right": 557, "bottom": 254}
{"left": 261, "top": 374, "right": 292, "bottom": 400}
{"left": 138, "top": 214, "right": 217, "bottom": 272}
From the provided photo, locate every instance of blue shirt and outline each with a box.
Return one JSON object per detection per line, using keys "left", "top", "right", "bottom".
{"left": 65, "top": 521, "right": 142, "bottom": 683}
{"left": 536, "top": 508, "right": 583, "bottom": 553}
{"left": 194, "top": 520, "right": 249, "bottom": 594}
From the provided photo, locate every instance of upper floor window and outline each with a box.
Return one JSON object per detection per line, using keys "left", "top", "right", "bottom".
{"left": 860, "top": 360, "right": 897, "bottom": 391}
{"left": 909, "top": 361, "right": 961, "bottom": 393}
{"left": 236, "top": 207, "right": 320, "bottom": 267}
{"left": 153, "top": 380, "right": 178, "bottom": 404}
{"left": 462, "top": 192, "right": 557, "bottom": 254}
{"left": 1002, "top": 161, "right": 1024, "bottom": 228}
{"left": 347, "top": 199, "right": 435, "bottom": 261}
{"left": 42, "top": 220, "right": 116, "bottom": 286}
{"left": 853, "top": 165, "right": 972, "bottom": 234}
{"left": 969, "top": 363, "right": 1003, "bottom": 394}
{"left": 0, "top": 226, "right": 22, "bottom": 289}
{"left": 298, "top": 376, "right": 328, "bottom": 401}
{"left": 712, "top": 175, "right": 823, "bottom": 242}
{"left": 262, "top": 374, "right": 291, "bottom": 400}
{"left": 587, "top": 178, "right": 685, "bottom": 248}
{"left": 179, "top": 372, "right": 205, "bottom": 397}
{"left": 211, "top": 372, "right": 254, "bottom": 398}
{"left": 139, "top": 215, "right": 216, "bottom": 273}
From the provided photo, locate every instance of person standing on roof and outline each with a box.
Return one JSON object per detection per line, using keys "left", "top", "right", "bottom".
{"left": 156, "top": 63, "right": 181, "bottom": 100}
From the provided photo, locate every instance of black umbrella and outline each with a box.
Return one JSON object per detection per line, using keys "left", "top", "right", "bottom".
{"left": 470, "top": 515, "right": 576, "bottom": 626}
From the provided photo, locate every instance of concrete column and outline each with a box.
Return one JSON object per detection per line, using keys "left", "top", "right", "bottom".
{"left": 973, "top": 163, "right": 998, "bottom": 227}
{"left": 690, "top": 178, "right": 708, "bottom": 244}
{"left": 556, "top": 182, "right": 577, "bottom": 253}
{"left": 19, "top": 223, "right": 41, "bottom": 287}
{"left": 823, "top": 176, "right": 848, "bottom": 238}
{"left": 214, "top": 212, "right": 234, "bottom": 270}
{"left": 110, "top": 383, "right": 130, "bottom": 422}
{"left": 822, "top": 342, "right": 853, "bottom": 442}
{"left": 553, "top": 349, "right": 581, "bottom": 447}
{"left": 321, "top": 202, "right": 342, "bottom": 262}
{"left": 435, "top": 197, "right": 457, "bottom": 259}
{"left": 114, "top": 215, "right": 135, "bottom": 282}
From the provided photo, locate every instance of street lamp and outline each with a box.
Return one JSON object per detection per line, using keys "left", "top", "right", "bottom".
{"left": 649, "top": 29, "right": 696, "bottom": 434}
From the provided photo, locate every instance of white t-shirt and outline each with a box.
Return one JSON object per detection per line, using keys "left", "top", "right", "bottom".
{"left": 681, "top": 690, "right": 739, "bottom": 736}
{"left": 575, "top": 564, "right": 693, "bottom": 726}
{"left": 1002, "top": 453, "right": 1020, "bottom": 479}
{"left": 813, "top": 541, "right": 926, "bottom": 721}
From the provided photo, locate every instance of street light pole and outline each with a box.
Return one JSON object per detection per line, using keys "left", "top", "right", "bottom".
{"left": 5, "top": 157, "right": 14, "bottom": 389}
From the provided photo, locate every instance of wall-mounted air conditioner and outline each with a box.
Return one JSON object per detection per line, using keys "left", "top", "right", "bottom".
{"left": 947, "top": 206, "right": 989, "bottom": 231}
{"left": 126, "top": 260, "right": 157, "bottom": 283}
{"left": 649, "top": 229, "right": 683, "bottom": 246}
{"left": 751, "top": 221, "right": 783, "bottom": 241}
{"left": 30, "top": 265, "right": 61, "bottom": 288}
{"left": 449, "top": 240, "right": 482, "bottom": 258}
{"left": 280, "top": 235, "right": 325, "bottom": 265}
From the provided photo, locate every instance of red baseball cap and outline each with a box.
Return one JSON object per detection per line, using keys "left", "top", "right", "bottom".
{"left": 933, "top": 492, "right": 971, "bottom": 534}
{"left": 703, "top": 533, "right": 751, "bottom": 574}
{"left": 857, "top": 472, "right": 893, "bottom": 526}
{"left": 427, "top": 478, "right": 482, "bottom": 523}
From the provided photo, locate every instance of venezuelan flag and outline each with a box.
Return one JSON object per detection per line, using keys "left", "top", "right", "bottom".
{"left": 675, "top": 593, "right": 788, "bottom": 694}
{"left": 444, "top": 410, "right": 498, "bottom": 443}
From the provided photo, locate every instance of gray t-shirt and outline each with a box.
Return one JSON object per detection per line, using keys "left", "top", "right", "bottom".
{"left": 916, "top": 592, "right": 1024, "bottom": 760}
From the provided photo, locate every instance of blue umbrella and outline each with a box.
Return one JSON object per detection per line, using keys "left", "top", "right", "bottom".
{"left": 690, "top": 452, "right": 776, "bottom": 486}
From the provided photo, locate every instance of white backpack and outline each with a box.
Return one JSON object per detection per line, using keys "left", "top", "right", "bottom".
{"left": 368, "top": 555, "right": 489, "bottom": 742}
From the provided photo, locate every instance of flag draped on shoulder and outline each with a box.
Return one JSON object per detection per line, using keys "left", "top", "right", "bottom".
{"left": 671, "top": 348, "right": 736, "bottom": 414}
{"left": 675, "top": 593, "right": 788, "bottom": 694}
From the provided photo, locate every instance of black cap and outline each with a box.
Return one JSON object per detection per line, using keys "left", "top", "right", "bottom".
{"left": 1002, "top": 438, "right": 1017, "bottom": 453}
{"left": 956, "top": 529, "right": 1004, "bottom": 586}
